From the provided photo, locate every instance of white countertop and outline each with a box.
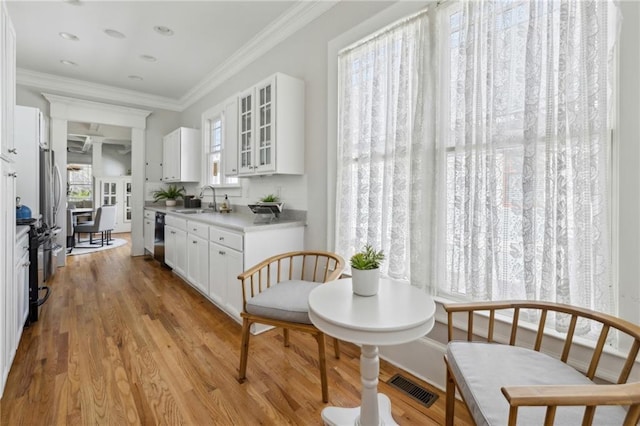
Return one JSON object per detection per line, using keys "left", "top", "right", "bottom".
{"left": 144, "top": 205, "right": 306, "bottom": 233}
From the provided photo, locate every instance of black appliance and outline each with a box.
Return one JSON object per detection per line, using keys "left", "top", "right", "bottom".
{"left": 17, "top": 218, "right": 51, "bottom": 324}
{"left": 154, "top": 212, "right": 166, "bottom": 265}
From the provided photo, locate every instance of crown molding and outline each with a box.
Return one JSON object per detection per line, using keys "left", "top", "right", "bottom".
{"left": 16, "top": 0, "right": 339, "bottom": 113}
{"left": 178, "top": 0, "right": 339, "bottom": 109}
{"left": 17, "top": 68, "right": 183, "bottom": 112}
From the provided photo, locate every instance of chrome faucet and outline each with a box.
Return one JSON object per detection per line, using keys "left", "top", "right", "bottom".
{"left": 199, "top": 185, "right": 217, "bottom": 211}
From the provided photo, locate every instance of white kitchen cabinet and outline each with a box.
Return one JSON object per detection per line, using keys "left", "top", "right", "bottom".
{"left": 162, "top": 127, "right": 200, "bottom": 182}
{"left": 0, "top": 3, "right": 16, "bottom": 398}
{"left": 238, "top": 73, "right": 304, "bottom": 176}
{"left": 208, "top": 224, "right": 304, "bottom": 327}
{"left": 14, "top": 106, "right": 45, "bottom": 219}
{"left": 208, "top": 226, "right": 244, "bottom": 317}
{"left": 14, "top": 232, "right": 28, "bottom": 354}
{"left": 209, "top": 241, "right": 243, "bottom": 318}
{"left": 143, "top": 210, "right": 155, "bottom": 255}
{"left": 186, "top": 221, "right": 209, "bottom": 295}
{"left": 0, "top": 4, "right": 16, "bottom": 161}
{"left": 165, "top": 215, "right": 187, "bottom": 276}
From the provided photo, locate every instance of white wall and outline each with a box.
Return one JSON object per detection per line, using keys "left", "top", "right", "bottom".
{"left": 101, "top": 144, "right": 130, "bottom": 176}
{"left": 178, "top": 1, "right": 393, "bottom": 249}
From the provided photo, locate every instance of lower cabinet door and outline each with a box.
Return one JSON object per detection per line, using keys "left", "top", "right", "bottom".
{"left": 208, "top": 243, "right": 243, "bottom": 321}
{"left": 187, "top": 234, "right": 208, "bottom": 294}
{"left": 223, "top": 248, "right": 243, "bottom": 320}
{"left": 173, "top": 228, "right": 187, "bottom": 277}
{"left": 164, "top": 225, "right": 176, "bottom": 268}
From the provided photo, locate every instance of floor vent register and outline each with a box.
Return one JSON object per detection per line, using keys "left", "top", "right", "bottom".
{"left": 387, "top": 374, "right": 438, "bottom": 408}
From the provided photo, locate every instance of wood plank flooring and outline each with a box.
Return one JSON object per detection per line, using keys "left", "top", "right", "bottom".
{"left": 1, "top": 235, "right": 473, "bottom": 425}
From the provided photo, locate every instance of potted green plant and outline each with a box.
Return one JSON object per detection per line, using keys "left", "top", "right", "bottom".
{"left": 152, "top": 184, "right": 186, "bottom": 207}
{"left": 258, "top": 194, "right": 284, "bottom": 212}
{"left": 350, "top": 244, "right": 385, "bottom": 296}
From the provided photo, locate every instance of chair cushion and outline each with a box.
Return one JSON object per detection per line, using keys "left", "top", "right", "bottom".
{"left": 245, "top": 280, "right": 319, "bottom": 324}
{"left": 447, "top": 341, "right": 627, "bottom": 426}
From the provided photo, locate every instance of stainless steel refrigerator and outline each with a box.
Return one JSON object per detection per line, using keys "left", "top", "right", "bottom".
{"left": 39, "top": 148, "right": 62, "bottom": 282}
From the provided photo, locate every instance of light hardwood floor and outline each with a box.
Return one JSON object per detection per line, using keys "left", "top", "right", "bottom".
{"left": 1, "top": 234, "right": 473, "bottom": 425}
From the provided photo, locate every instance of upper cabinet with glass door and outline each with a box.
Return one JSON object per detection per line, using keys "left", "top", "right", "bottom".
{"left": 237, "top": 73, "right": 304, "bottom": 176}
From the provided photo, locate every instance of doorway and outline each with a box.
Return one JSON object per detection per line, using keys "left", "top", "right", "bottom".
{"left": 44, "top": 93, "right": 151, "bottom": 266}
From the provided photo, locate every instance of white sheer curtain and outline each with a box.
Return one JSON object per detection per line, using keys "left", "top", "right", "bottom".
{"left": 335, "top": 10, "right": 435, "bottom": 282}
{"left": 438, "top": 0, "right": 618, "bottom": 324}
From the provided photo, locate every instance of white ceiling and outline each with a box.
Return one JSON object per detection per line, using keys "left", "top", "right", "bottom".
{"left": 6, "top": 1, "right": 336, "bottom": 110}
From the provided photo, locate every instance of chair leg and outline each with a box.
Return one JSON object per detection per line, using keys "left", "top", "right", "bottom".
{"left": 333, "top": 338, "right": 340, "bottom": 359}
{"left": 283, "top": 328, "right": 290, "bottom": 347}
{"left": 445, "top": 361, "right": 456, "bottom": 426}
{"left": 89, "top": 232, "right": 94, "bottom": 244}
{"left": 315, "top": 332, "right": 328, "bottom": 403}
{"left": 238, "top": 317, "right": 252, "bottom": 383}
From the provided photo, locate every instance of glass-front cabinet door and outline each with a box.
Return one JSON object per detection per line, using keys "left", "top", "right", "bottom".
{"left": 102, "top": 181, "right": 117, "bottom": 206}
{"left": 256, "top": 78, "right": 276, "bottom": 173}
{"left": 238, "top": 88, "right": 254, "bottom": 175}
{"left": 124, "top": 181, "right": 132, "bottom": 223}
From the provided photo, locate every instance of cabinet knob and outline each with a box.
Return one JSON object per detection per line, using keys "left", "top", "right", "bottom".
{"left": 23, "top": 261, "right": 30, "bottom": 267}
{"left": 8, "top": 148, "right": 17, "bottom": 154}
{"left": 219, "top": 251, "right": 225, "bottom": 255}
{"left": 8, "top": 172, "right": 17, "bottom": 177}
{"left": 232, "top": 169, "right": 237, "bottom": 172}
{"left": 219, "top": 237, "right": 224, "bottom": 241}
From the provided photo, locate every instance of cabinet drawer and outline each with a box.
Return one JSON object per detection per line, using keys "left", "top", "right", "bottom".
{"left": 209, "top": 226, "right": 243, "bottom": 251}
{"left": 144, "top": 210, "right": 155, "bottom": 219}
{"left": 165, "top": 215, "right": 186, "bottom": 230}
{"left": 187, "top": 220, "right": 208, "bottom": 239}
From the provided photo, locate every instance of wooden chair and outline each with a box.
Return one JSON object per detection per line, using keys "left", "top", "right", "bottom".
{"left": 444, "top": 301, "right": 640, "bottom": 426}
{"left": 237, "top": 251, "right": 345, "bottom": 402}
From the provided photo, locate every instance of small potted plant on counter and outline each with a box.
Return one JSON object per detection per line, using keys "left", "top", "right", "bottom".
{"left": 152, "top": 184, "right": 186, "bottom": 207}
{"left": 257, "top": 194, "right": 284, "bottom": 212}
{"left": 350, "top": 244, "right": 385, "bottom": 296}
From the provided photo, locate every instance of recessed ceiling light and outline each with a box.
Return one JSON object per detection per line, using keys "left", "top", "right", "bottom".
{"left": 153, "top": 26, "right": 174, "bottom": 36}
{"left": 104, "top": 29, "right": 126, "bottom": 39}
{"left": 128, "top": 75, "right": 143, "bottom": 81}
{"left": 65, "top": 0, "right": 82, "bottom": 5}
{"left": 139, "top": 54, "right": 157, "bottom": 62}
{"left": 60, "top": 60, "right": 78, "bottom": 66}
{"left": 59, "top": 32, "right": 79, "bottom": 41}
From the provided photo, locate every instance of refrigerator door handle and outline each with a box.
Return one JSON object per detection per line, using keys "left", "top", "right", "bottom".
{"left": 53, "top": 163, "right": 62, "bottom": 220}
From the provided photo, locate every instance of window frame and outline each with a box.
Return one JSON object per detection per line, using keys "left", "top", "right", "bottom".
{"left": 201, "top": 100, "right": 240, "bottom": 189}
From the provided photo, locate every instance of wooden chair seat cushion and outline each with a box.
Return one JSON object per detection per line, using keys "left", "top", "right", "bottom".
{"left": 446, "top": 341, "right": 628, "bottom": 426}
{"left": 245, "top": 280, "right": 319, "bottom": 324}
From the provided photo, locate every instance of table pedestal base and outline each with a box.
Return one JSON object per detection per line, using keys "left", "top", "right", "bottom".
{"left": 321, "top": 393, "right": 397, "bottom": 426}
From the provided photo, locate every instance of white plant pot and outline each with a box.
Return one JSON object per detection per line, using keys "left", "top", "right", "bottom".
{"left": 351, "top": 268, "right": 380, "bottom": 297}
{"left": 166, "top": 199, "right": 177, "bottom": 207}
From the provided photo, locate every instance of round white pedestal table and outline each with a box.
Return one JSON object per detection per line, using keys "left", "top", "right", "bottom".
{"left": 308, "top": 278, "right": 435, "bottom": 426}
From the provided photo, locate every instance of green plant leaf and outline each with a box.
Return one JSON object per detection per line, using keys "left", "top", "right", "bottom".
{"left": 350, "top": 244, "right": 385, "bottom": 270}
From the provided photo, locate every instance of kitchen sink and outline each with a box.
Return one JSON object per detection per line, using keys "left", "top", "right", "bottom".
{"left": 174, "top": 209, "right": 216, "bottom": 214}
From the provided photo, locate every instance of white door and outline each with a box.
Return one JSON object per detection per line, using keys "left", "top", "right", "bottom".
{"left": 97, "top": 177, "right": 131, "bottom": 233}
